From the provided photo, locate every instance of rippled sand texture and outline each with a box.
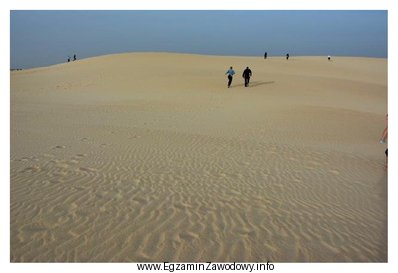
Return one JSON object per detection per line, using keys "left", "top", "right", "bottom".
{"left": 11, "top": 53, "right": 387, "bottom": 262}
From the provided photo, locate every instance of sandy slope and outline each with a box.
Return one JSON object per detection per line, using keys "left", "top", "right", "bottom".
{"left": 10, "top": 53, "right": 387, "bottom": 262}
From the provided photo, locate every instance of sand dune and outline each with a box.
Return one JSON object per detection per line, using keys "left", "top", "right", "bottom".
{"left": 10, "top": 53, "right": 387, "bottom": 262}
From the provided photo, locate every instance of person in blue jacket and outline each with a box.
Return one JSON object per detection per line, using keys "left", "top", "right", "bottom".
{"left": 225, "top": 66, "right": 235, "bottom": 88}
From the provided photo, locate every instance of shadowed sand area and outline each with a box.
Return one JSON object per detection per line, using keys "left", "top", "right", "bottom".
{"left": 10, "top": 53, "right": 387, "bottom": 262}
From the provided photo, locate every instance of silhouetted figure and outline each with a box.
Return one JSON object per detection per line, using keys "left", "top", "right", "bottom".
{"left": 67, "top": 56, "right": 70, "bottom": 62}
{"left": 379, "top": 114, "right": 388, "bottom": 169}
{"left": 328, "top": 55, "right": 331, "bottom": 61}
{"left": 73, "top": 54, "right": 77, "bottom": 61}
{"left": 286, "top": 53, "right": 290, "bottom": 60}
{"left": 225, "top": 66, "right": 235, "bottom": 88}
{"left": 264, "top": 52, "right": 267, "bottom": 59}
{"left": 242, "top": 67, "right": 252, "bottom": 87}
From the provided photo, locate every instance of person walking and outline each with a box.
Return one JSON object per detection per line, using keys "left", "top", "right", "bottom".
{"left": 286, "top": 53, "right": 290, "bottom": 60}
{"left": 242, "top": 67, "right": 252, "bottom": 87}
{"left": 73, "top": 54, "right": 77, "bottom": 61}
{"left": 379, "top": 114, "right": 388, "bottom": 169}
{"left": 225, "top": 66, "right": 235, "bottom": 88}
{"left": 264, "top": 52, "right": 267, "bottom": 59}
{"left": 67, "top": 56, "right": 70, "bottom": 62}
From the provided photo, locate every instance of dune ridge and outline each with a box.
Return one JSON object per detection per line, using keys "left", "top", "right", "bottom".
{"left": 11, "top": 53, "right": 387, "bottom": 262}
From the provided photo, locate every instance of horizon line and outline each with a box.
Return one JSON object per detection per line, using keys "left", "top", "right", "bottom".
{"left": 11, "top": 51, "right": 388, "bottom": 70}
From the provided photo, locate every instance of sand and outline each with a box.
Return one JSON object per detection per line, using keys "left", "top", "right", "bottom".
{"left": 10, "top": 53, "right": 387, "bottom": 262}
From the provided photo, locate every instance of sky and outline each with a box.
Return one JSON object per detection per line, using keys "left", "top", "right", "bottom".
{"left": 10, "top": 10, "right": 387, "bottom": 69}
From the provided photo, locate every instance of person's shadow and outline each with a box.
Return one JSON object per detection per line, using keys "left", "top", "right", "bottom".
{"left": 232, "top": 81, "right": 275, "bottom": 88}
{"left": 250, "top": 81, "right": 275, "bottom": 87}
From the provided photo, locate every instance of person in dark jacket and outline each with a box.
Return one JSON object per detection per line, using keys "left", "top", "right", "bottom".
{"left": 242, "top": 67, "right": 252, "bottom": 87}
{"left": 379, "top": 114, "right": 388, "bottom": 169}
{"left": 286, "top": 53, "right": 290, "bottom": 60}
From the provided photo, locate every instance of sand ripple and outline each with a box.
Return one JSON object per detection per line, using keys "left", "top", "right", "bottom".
{"left": 10, "top": 129, "right": 387, "bottom": 262}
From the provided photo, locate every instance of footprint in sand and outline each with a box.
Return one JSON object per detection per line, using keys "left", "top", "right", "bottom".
{"left": 179, "top": 231, "right": 199, "bottom": 241}
{"left": 308, "top": 160, "right": 321, "bottom": 166}
{"left": 52, "top": 145, "right": 66, "bottom": 150}
{"left": 21, "top": 165, "right": 41, "bottom": 173}
{"left": 16, "top": 156, "right": 37, "bottom": 162}
{"left": 329, "top": 170, "right": 340, "bottom": 175}
{"left": 132, "top": 196, "right": 147, "bottom": 204}
{"left": 73, "top": 153, "right": 87, "bottom": 159}
{"left": 77, "top": 167, "right": 98, "bottom": 173}
{"left": 66, "top": 159, "right": 79, "bottom": 165}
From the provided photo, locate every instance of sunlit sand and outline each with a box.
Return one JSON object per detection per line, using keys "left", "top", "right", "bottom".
{"left": 10, "top": 53, "right": 387, "bottom": 262}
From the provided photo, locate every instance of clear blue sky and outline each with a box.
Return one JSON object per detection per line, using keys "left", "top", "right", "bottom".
{"left": 10, "top": 10, "right": 387, "bottom": 69}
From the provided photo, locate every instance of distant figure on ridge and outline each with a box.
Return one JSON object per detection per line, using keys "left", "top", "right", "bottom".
{"left": 286, "top": 53, "right": 290, "bottom": 60}
{"left": 264, "top": 52, "right": 267, "bottom": 59}
{"left": 379, "top": 114, "right": 388, "bottom": 169}
{"left": 225, "top": 66, "right": 235, "bottom": 88}
{"left": 73, "top": 54, "right": 77, "bottom": 61}
{"left": 242, "top": 67, "right": 252, "bottom": 87}
{"left": 67, "top": 56, "right": 70, "bottom": 62}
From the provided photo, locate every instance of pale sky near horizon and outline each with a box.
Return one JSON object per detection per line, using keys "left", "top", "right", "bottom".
{"left": 10, "top": 10, "right": 387, "bottom": 69}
